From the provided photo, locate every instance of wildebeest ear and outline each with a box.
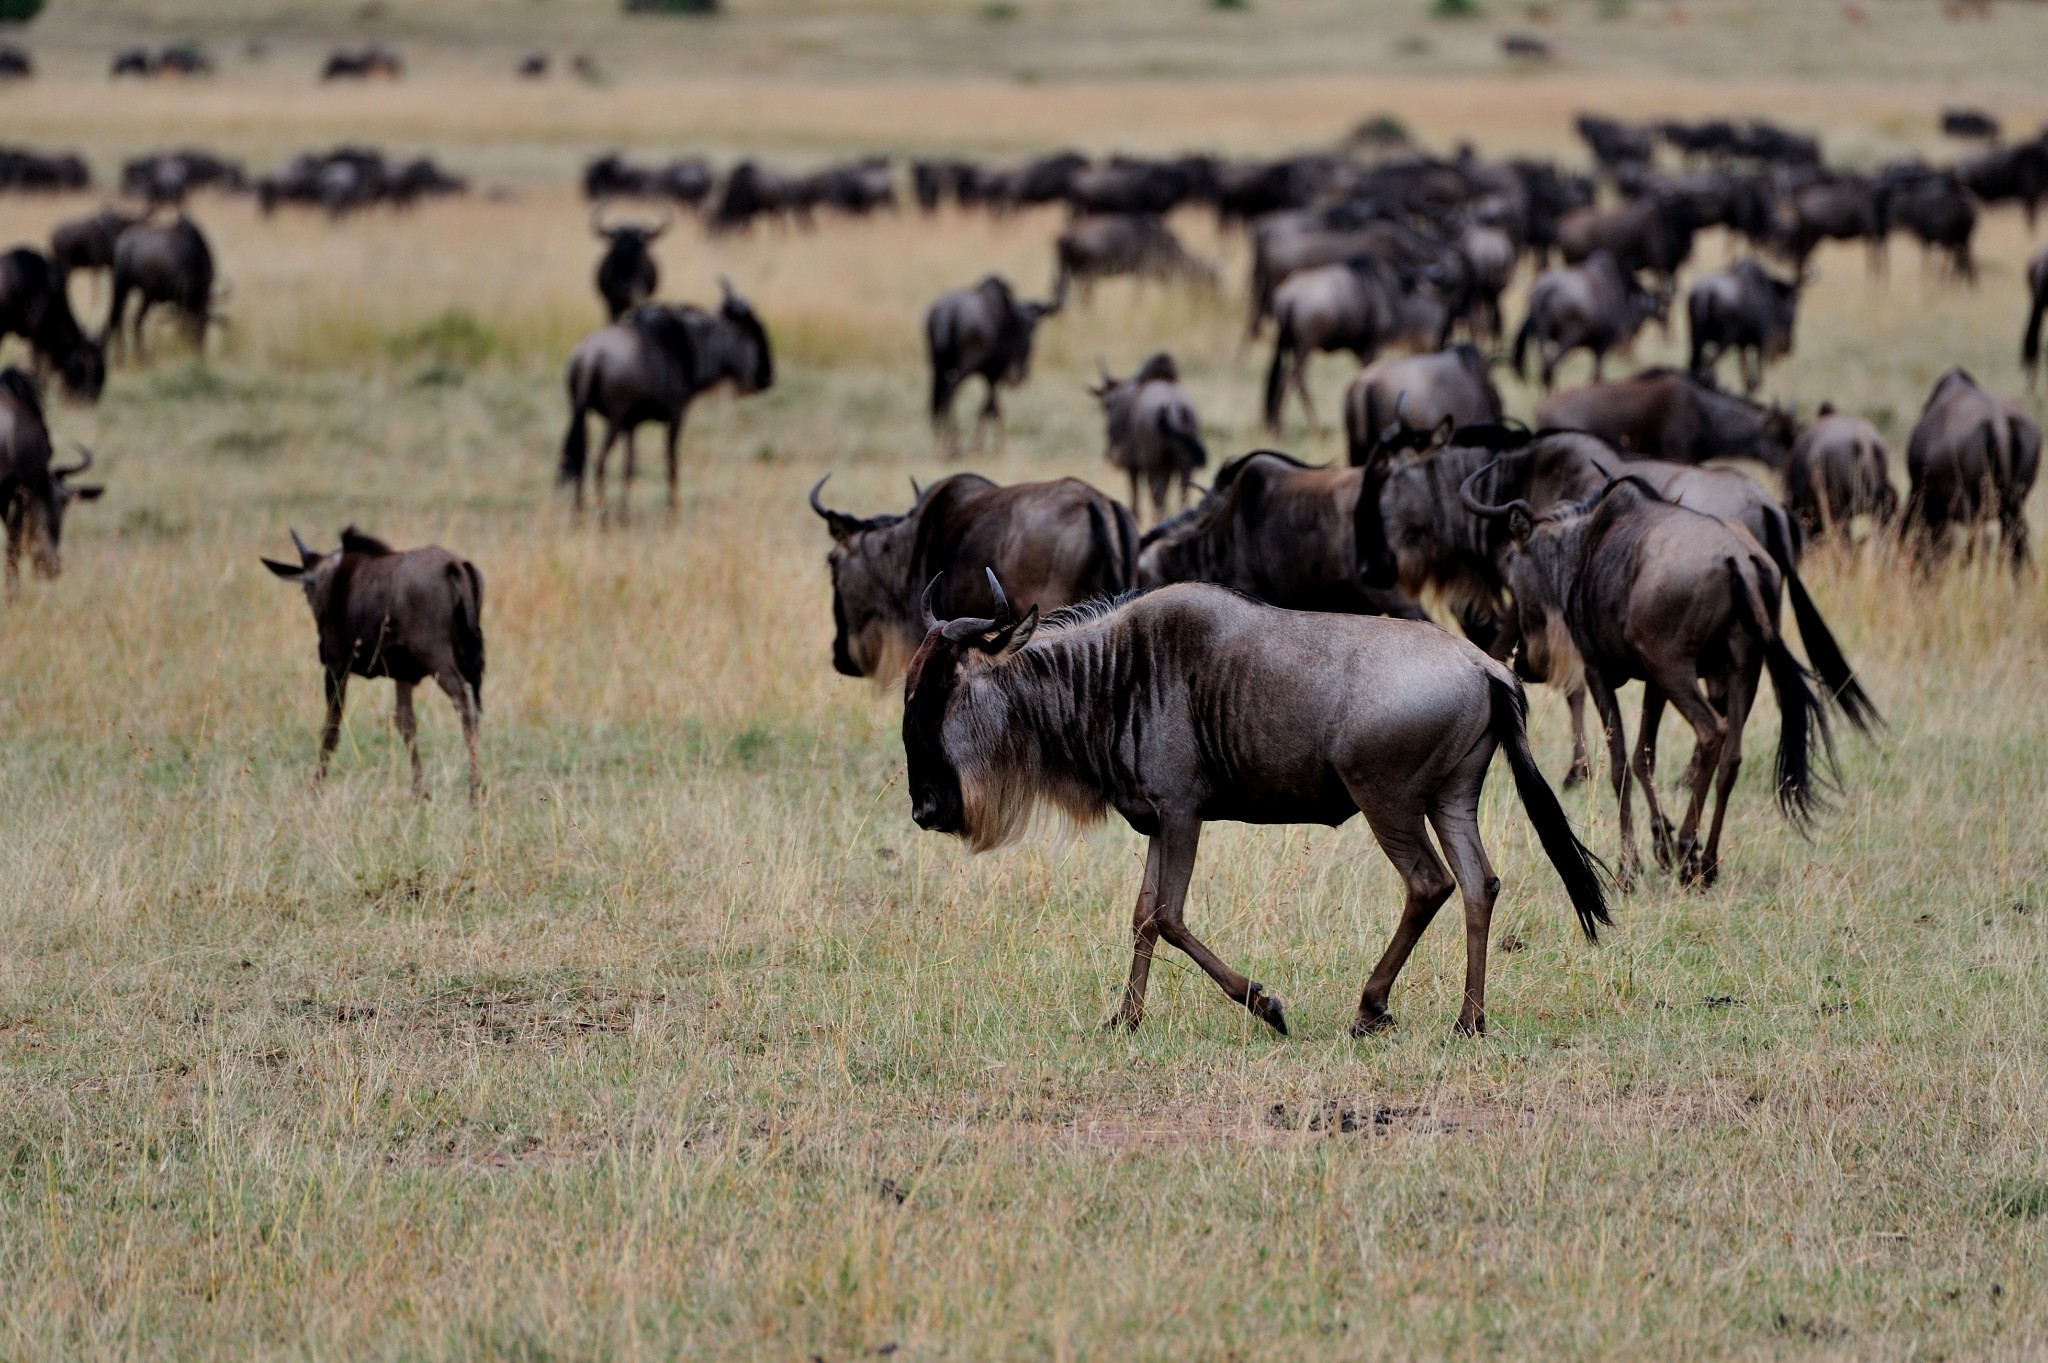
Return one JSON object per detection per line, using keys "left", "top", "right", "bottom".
{"left": 70, "top": 484, "right": 103, "bottom": 500}
{"left": 261, "top": 556, "right": 305, "bottom": 580}
{"left": 976, "top": 605, "right": 1037, "bottom": 658}
{"left": 1507, "top": 507, "right": 1534, "bottom": 543}
{"left": 1429, "top": 415, "right": 1456, "bottom": 450}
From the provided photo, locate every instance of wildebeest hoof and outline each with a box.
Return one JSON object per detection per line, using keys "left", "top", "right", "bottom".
{"left": 1245, "top": 983, "right": 1288, "bottom": 1036}
{"left": 1454, "top": 1015, "right": 1488, "bottom": 1037}
{"left": 1349, "top": 1008, "right": 1394, "bottom": 1038}
{"left": 1100, "top": 1011, "right": 1141, "bottom": 1033}
{"left": 1563, "top": 761, "right": 1589, "bottom": 789}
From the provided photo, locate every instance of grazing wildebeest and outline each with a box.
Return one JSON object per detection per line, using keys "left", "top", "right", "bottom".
{"left": 0, "top": 368, "right": 100, "bottom": 597}
{"left": 1535, "top": 368, "right": 1798, "bottom": 469}
{"left": 1052, "top": 213, "right": 1215, "bottom": 303}
{"left": 1555, "top": 193, "right": 1700, "bottom": 284}
{"left": 1942, "top": 108, "right": 2001, "bottom": 142}
{"left": 1771, "top": 174, "right": 1886, "bottom": 274}
{"left": 923, "top": 275, "right": 1058, "bottom": 457}
{"left": 810, "top": 474, "right": 1133, "bottom": 679}
{"left": 517, "top": 51, "right": 549, "bottom": 79}
{"left": 559, "top": 281, "right": 775, "bottom": 518}
{"left": 0, "top": 247, "right": 107, "bottom": 401}
{"left": 2022, "top": 246, "right": 2048, "bottom": 389}
{"left": 1904, "top": 367, "right": 2042, "bottom": 571}
{"left": 1474, "top": 477, "right": 1846, "bottom": 887}
{"left": 1512, "top": 252, "right": 1667, "bottom": 391}
{"left": 1092, "top": 352, "right": 1206, "bottom": 522}
{"left": 261, "top": 527, "right": 484, "bottom": 800}
{"left": 1686, "top": 259, "right": 1804, "bottom": 395}
{"left": 320, "top": 45, "right": 402, "bottom": 80}
{"left": 590, "top": 203, "right": 671, "bottom": 321}
{"left": 105, "top": 215, "right": 218, "bottom": 358}
{"left": 1575, "top": 113, "right": 1655, "bottom": 177}
{"left": 1784, "top": 406, "right": 1897, "bottom": 538}
{"left": 1878, "top": 164, "right": 1978, "bottom": 282}
{"left": 1342, "top": 344, "right": 1502, "bottom": 467}
{"left": 0, "top": 44, "right": 32, "bottom": 80}
{"left": 1263, "top": 256, "right": 1441, "bottom": 432}
{"left": 1136, "top": 450, "right": 1425, "bottom": 619}
{"left": 902, "top": 575, "right": 1609, "bottom": 1036}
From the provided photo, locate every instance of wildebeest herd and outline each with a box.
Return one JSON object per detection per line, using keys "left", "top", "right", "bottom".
{"left": 4, "top": 105, "right": 2044, "bottom": 1040}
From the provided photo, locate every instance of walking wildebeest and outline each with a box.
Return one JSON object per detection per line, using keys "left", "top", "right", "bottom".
{"left": 1784, "top": 405, "right": 1897, "bottom": 538}
{"left": 0, "top": 247, "right": 106, "bottom": 401}
{"left": 902, "top": 575, "right": 1610, "bottom": 1036}
{"left": 1556, "top": 193, "right": 1700, "bottom": 284}
{"left": 559, "top": 280, "right": 775, "bottom": 519}
{"left": 1535, "top": 368, "right": 1799, "bottom": 469}
{"left": 1263, "top": 256, "right": 1443, "bottom": 432}
{"left": 923, "top": 275, "right": 1059, "bottom": 457}
{"left": 0, "top": 368, "right": 100, "bottom": 597}
{"left": 1052, "top": 213, "right": 1216, "bottom": 303}
{"left": 1687, "top": 259, "right": 1804, "bottom": 395}
{"left": 320, "top": 45, "right": 402, "bottom": 80}
{"left": 1472, "top": 477, "right": 1843, "bottom": 887}
{"left": 1770, "top": 174, "right": 1886, "bottom": 274}
{"left": 2022, "top": 246, "right": 2048, "bottom": 389}
{"left": 1512, "top": 252, "right": 1667, "bottom": 391}
{"left": 590, "top": 203, "right": 671, "bottom": 321}
{"left": 1878, "top": 164, "right": 1978, "bottom": 282}
{"left": 50, "top": 208, "right": 138, "bottom": 296}
{"left": 1903, "top": 367, "right": 2041, "bottom": 571}
{"left": 1343, "top": 344, "right": 1502, "bottom": 467}
{"left": 1092, "top": 352, "right": 1206, "bottom": 522}
{"left": 262, "top": 527, "right": 484, "bottom": 799}
{"left": 1135, "top": 450, "right": 1425, "bottom": 619}
{"left": 810, "top": 473, "right": 1133, "bottom": 679}
{"left": 105, "top": 215, "right": 218, "bottom": 358}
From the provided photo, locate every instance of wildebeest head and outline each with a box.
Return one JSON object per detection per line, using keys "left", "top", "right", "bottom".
{"left": 1355, "top": 410, "right": 1459, "bottom": 590}
{"left": 811, "top": 475, "right": 916, "bottom": 677}
{"left": 260, "top": 527, "right": 344, "bottom": 610}
{"left": 57, "top": 337, "right": 106, "bottom": 404}
{"left": 716, "top": 276, "right": 775, "bottom": 393}
{"left": 8, "top": 443, "right": 102, "bottom": 580}
{"left": 590, "top": 202, "right": 672, "bottom": 247}
{"left": 902, "top": 569, "right": 1037, "bottom": 836}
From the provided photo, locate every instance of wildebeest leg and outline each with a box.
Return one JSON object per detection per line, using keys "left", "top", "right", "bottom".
{"left": 1148, "top": 813, "right": 1288, "bottom": 1034}
{"left": 592, "top": 422, "right": 619, "bottom": 527}
{"left": 1564, "top": 683, "right": 1592, "bottom": 788}
{"left": 1350, "top": 800, "right": 1455, "bottom": 1036}
{"left": 1291, "top": 358, "right": 1319, "bottom": 432}
{"left": 1540, "top": 342, "right": 1560, "bottom": 393}
{"left": 663, "top": 417, "right": 683, "bottom": 514}
{"left": 1657, "top": 668, "right": 1728, "bottom": 886}
{"left": 104, "top": 279, "right": 130, "bottom": 361}
{"left": 1696, "top": 657, "right": 1757, "bottom": 887}
{"left": 1632, "top": 686, "right": 1675, "bottom": 869}
{"left": 1127, "top": 470, "right": 1143, "bottom": 524}
{"left": 317, "top": 670, "right": 347, "bottom": 785}
{"left": 436, "top": 668, "right": 483, "bottom": 803}
{"left": 132, "top": 299, "right": 155, "bottom": 361}
{"left": 1108, "top": 836, "right": 1166, "bottom": 1030}
{"left": 1428, "top": 751, "right": 1502, "bottom": 1036}
{"left": 975, "top": 382, "right": 1002, "bottom": 453}
{"left": 619, "top": 428, "right": 638, "bottom": 525}
{"left": 1585, "top": 672, "right": 1640, "bottom": 888}
{"left": 3, "top": 517, "right": 19, "bottom": 600}
{"left": 2002, "top": 495, "right": 2031, "bottom": 574}
{"left": 394, "top": 680, "right": 425, "bottom": 799}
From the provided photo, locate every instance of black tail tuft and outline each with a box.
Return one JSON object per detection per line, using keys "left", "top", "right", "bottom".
{"left": 1759, "top": 511, "right": 1878, "bottom": 735}
{"left": 1511, "top": 310, "right": 1534, "bottom": 381}
{"left": 1262, "top": 316, "right": 1292, "bottom": 431}
{"left": 1488, "top": 672, "right": 1611, "bottom": 941}
{"left": 1731, "top": 558, "right": 1836, "bottom": 831}
{"left": 450, "top": 562, "right": 486, "bottom": 712}
{"left": 2024, "top": 272, "right": 2047, "bottom": 375}
{"left": 559, "top": 400, "right": 588, "bottom": 485}
{"left": 1161, "top": 408, "right": 1208, "bottom": 472}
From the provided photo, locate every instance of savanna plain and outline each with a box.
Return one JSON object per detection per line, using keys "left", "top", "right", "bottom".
{"left": 4, "top": 2, "right": 2048, "bottom": 1358}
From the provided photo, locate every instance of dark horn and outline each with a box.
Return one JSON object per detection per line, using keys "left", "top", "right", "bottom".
{"left": 55, "top": 443, "right": 93, "bottom": 478}
{"left": 985, "top": 567, "right": 1012, "bottom": 623}
{"left": 1457, "top": 459, "right": 1532, "bottom": 521}
{"left": 289, "top": 527, "right": 316, "bottom": 564}
{"left": 807, "top": 474, "right": 833, "bottom": 519}
{"left": 920, "top": 573, "right": 944, "bottom": 631}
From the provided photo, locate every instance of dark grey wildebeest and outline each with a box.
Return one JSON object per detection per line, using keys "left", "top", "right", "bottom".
{"left": 0, "top": 367, "right": 100, "bottom": 597}
{"left": 1263, "top": 256, "right": 1443, "bottom": 433}
{"left": 0, "top": 247, "right": 106, "bottom": 401}
{"left": 1687, "top": 258, "right": 1804, "bottom": 395}
{"left": 1512, "top": 252, "right": 1667, "bottom": 392}
{"left": 1091, "top": 352, "right": 1205, "bottom": 522}
{"left": 901, "top": 576, "right": 1609, "bottom": 1036}
{"left": 590, "top": 203, "right": 671, "bottom": 321}
{"left": 559, "top": 280, "right": 774, "bottom": 519}
{"left": 106, "top": 215, "right": 219, "bottom": 358}
{"left": 2022, "top": 246, "right": 2048, "bottom": 389}
{"left": 49, "top": 207, "right": 139, "bottom": 299}
{"left": 1904, "top": 367, "right": 2041, "bottom": 572}
{"left": 1535, "top": 368, "right": 1798, "bottom": 470}
{"left": 1784, "top": 406, "right": 1897, "bottom": 539}
{"left": 810, "top": 473, "right": 1133, "bottom": 679}
{"left": 262, "top": 527, "right": 484, "bottom": 800}
{"left": 1770, "top": 174, "right": 1886, "bottom": 275}
{"left": 1342, "top": 344, "right": 1501, "bottom": 467}
{"left": 1555, "top": 193, "right": 1700, "bottom": 285}
{"left": 923, "top": 275, "right": 1059, "bottom": 457}
{"left": 1052, "top": 213, "right": 1216, "bottom": 303}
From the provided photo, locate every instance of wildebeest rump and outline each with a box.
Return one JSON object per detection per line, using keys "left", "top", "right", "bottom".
{"left": 1513, "top": 252, "right": 1666, "bottom": 391}
{"left": 1687, "top": 258, "right": 1803, "bottom": 395}
{"left": 1555, "top": 193, "right": 1700, "bottom": 283}
{"left": 590, "top": 203, "right": 671, "bottom": 321}
{"left": 1092, "top": 352, "right": 1206, "bottom": 521}
{"left": 810, "top": 473, "right": 1134, "bottom": 679}
{"left": 1904, "top": 367, "right": 2041, "bottom": 571}
{"left": 558, "top": 281, "right": 774, "bottom": 517}
{"left": 1535, "top": 368, "right": 1798, "bottom": 469}
{"left": 50, "top": 208, "right": 138, "bottom": 293}
{"left": 106, "top": 215, "right": 219, "bottom": 357}
{"left": 0, "top": 247, "right": 106, "bottom": 400}
{"left": 1784, "top": 407, "right": 1897, "bottom": 537}
{"left": 1263, "top": 256, "right": 1441, "bottom": 432}
{"left": 0, "top": 367, "right": 100, "bottom": 597}
{"left": 262, "top": 527, "right": 484, "bottom": 799}
{"left": 901, "top": 577, "right": 1609, "bottom": 1036}
{"left": 1343, "top": 344, "right": 1501, "bottom": 467}
{"left": 924, "top": 275, "right": 1058, "bottom": 457}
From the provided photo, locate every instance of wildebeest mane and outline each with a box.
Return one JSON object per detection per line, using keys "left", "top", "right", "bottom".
{"left": 626, "top": 304, "right": 695, "bottom": 361}
{"left": 1038, "top": 587, "right": 1151, "bottom": 633}
{"left": 339, "top": 525, "right": 396, "bottom": 557}
{"left": 0, "top": 364, "right": 43, "bottom": 418}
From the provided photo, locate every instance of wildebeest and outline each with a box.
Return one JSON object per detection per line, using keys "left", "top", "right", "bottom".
{"left": 1878, "top": 164, "right": 1978, "bottom": 282}
{"left": 1903, "top": 367, "right": 2041, "bottom": 571}
{"left": 105, "top": 215, "right": 218, "bottom": 358}
{"left": 1686, "top": 259, "right": 1803, "bottom": 395}
{"left": 50, "top": 208, "right": 139, "bottom": 296}
{"left": 0, "top": 368, "right": 100, "bottom": 597}
{"left": 1555, "top": 193, "right": 1700, "bottom": 283}
{"left": 590, "top": 204, "right": 671, "bottom": 321}
{"left": 1784, "top": 405, "right": 1897, "bottom": 538}
{"left": 1771, "top": 173, "right": 1885, "bottom": 274}
{"left": 582, "top": 153, "right": 714, "bottom": 207}
{"left": 1501, "top": 32, "right": 1554, "bottom": 60}
{"left": 320, "top": 45, "right": 403, "bottom": 80}
{"left": 810, "top": 474, "right": 1133, "bottom": 679}
{"left": 2022, "top": 246, "right": 2048, "bottom": 389}
{"left": 1136, "top": 450, "right": 1424, "bottom": 619}
{"left": 0, "top": 247, "right": 107, "bottom": 401}
{"left": 120, "top": 148, "right": 245, "bottom": 205}
{"left": 1092, "top": 352, "right": 1206, "bottom": 522}
{"left": 1052, "top": 213, "right": 1215, "bottom": 303}
{"left": 923, "top": 275, "right": 1059, "bottom": 457}
{"left": 901, "top": 575, "right": 1609, "bottom": 1036}
{"left": 1941, "top": 108, "right": 2001, "bottom": 143}
{"left": 1244, "top": 207, "right": 1436, "bottom": 336}
{"left": 261, "top": 527, "right": 484, "bottom": 800}
{"left": 1512, "top": 252, "right": 1667, "bottom": 391}
{"left": 517, "top": 51, "right": 549, "bottom": 79}
{"left": 1473, "top": 476, "right": 1842, "bottom": 887}
{"left": 0, "top": 146, "right": 90, "bottom": 193}
{"left": 1342, "top": 344, "right": 1502, "bottom": 467}
{"left": 1956, "top": 136, "right": 2048, "bottom": 228}
{"left": 1575, "top": 113, "right": 1655, "bottom": 177}
{"left": 558, "top": 281, "right": 775, "bottom": 518}
{"left": 0, "top": 44, "right": 31, "bottom": 80}
{"left": 1263, "top": 256, "right": 1441, "bottom": 432}
{"left": 1535, "top": 369, "right": 1798, "bottom": 469}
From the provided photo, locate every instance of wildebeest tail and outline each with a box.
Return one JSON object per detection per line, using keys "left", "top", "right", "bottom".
{"left": 1158, "top": 406, "right": 1207, "bottom": 471}
{"left": 1730, "top": 556, "right": 1835, "bottom": 830}
{"left": 2024, "top": 267, "right": 2048, "bottom": 377}
{"left": 1261, "top": 312, "right": 1293, "bottom": 429}
{"left": 559, "top": 372, "right": 589, "bottom": 484}
{"left": 450, "top": 561, "right": 485, "bottom": 710}
{"left": 1510, "top": 308, "right": 1534, "bottom": 380}
{"left": 1758, "top": 510, "right": 1879, "bottom": 734}
{"left": 1487, "top": 672, "right": 1611, "bottom": 941}
{"left": 1086, "top": 498, "right": 1139, "bottom": 595}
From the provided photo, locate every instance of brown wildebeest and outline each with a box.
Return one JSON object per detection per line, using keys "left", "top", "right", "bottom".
{"left": 1687, "top": 258, "right": 1804, "bottom": 395}
{"left": 0, "top": 367, "right": 100, "bottom": 597}
{"left": 1784, "top": 406, "right": 1897, "bottom": 538}
{"left": 1245, "top": 211, "right": 1432, "bottom": 336}
{"left": 810, "top": 473, "right": 1133, "bottom": 679}
{"left": 0, "top": 247, "right": 106, "bottom": 401}
{"left": 2022, "top": 246, "right": 2048, "bottom": 389}
{"left": 261, "top": 527, "right": 484, "bottom": 800}
{"left": 590, "top": 203, "right": 671, "bottom": 321}
{"left": 50, "top": 207, "right": 139, "bottom": 299}
{"left": 1771, "top": 174, "right": 1886, "bottom": 274}
{"left": 106, "top": 215, "right": 219, "bottom": 358}
{"left": 559, "top": 280, "right": 774, "bottom": 519}
{"left": 1555, "top": 192, "right": 1699, "bottom": 283}
{"left": 1052, "top": 213, "right": 1216, "bottom": 303}
{"left": 1535, "top": 368, "right": 1798, "bottom": 469}
{"left": 1512, "top": 252, "right": 1667, "bottom": 391}
{"left": 1474, "top": 477, "right": 1837, "bottom": 887}
{"left": 1092, "top": 352, "right": 1206, "bottom": 522}
{"left": 1343, "top": 343, "right": 1501, "bottom": 467}
{"left": 1904, "top": 367, "right": 2042, "bottom": 571}
{"left": 1264, "top": 256, "right": 1443, "bottom": 432}
{"left": 1877, "top": 164, "right": 1978, "bottom": 282}
{"left": 924, "top": 275, "right": 1059, "bottom": 457}
{"left": 901, "top": 575, "right": 1610, "bottom": 1036}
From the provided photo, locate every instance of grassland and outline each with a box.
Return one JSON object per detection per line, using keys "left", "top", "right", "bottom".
{"left": 3, "top": 2, "right": 2048, "bottom": 1358}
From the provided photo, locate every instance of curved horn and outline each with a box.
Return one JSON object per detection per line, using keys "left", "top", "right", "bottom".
{"left": 717, "top": 274, "right": 736, "bottom": 302}
{"left": 289, "top": 527, "right": 316, "bottom": 564}
{"left": 1392, "top": 390, "right": 1410, "bottom": 429}
{"left": 589, "top": 203, "right": 612, "bottom": 236}
{"left": 908, "top": 475, "right": 922, "bottom": 500}
{"left": 807, "top": 474, "right": 833, "bottom": 519}
{"left": 648, "top": 203, "right": 676, "bottom": 239}
{"left": 920, "top": 573, "right": 944, "bottom": 631}
{"left": 55, "top": 443, "right": 93, "bottom": 479}
{"left": 985, "top": 567, "right": 1012, "bottom": 624}
{"left": 1457, "top": 459, "right": 1533, "bottom": 521}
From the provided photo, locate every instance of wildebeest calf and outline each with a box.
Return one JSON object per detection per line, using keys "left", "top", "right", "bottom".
{"left": 0, "top": 367, "right": 100, "bottom": 597}
{"left": 1784, "top": 405, "right": 1897, "bottom": 538}
{"left": 1091, "top": 352, "right": 1205, "bottom": 522}
{"left": 262, "top": 527, "right": 485, "bottom": 799}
